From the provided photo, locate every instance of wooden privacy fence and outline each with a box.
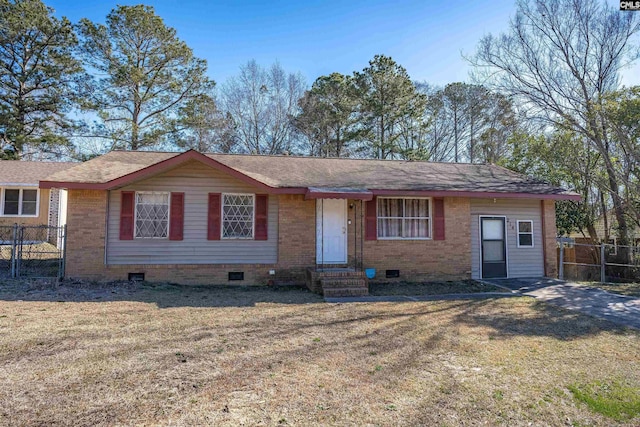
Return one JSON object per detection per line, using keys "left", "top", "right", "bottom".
{"left": 557, "top": 237, "right": 640, "bottom": 283}
{"left": 0, "top": 224, "right": 66, "bottom": 280}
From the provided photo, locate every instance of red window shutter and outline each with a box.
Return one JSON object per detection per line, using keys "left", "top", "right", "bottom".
{"left": 207, "top": 193, "right": 221, "bottom": 240}
{"left": 119, "top": 191, "right": 135, "bottom": 240}
{"left": 169, "top": 192, "right": 184, "bottom": 241}
{"left": 255, "top": 194, "right": 268, "bottom": 240}
{"left": 433, "top": 198, "right": 445, "bottom": 240}
{"left": 365, "top": 196, "right": 377, "bottom": 241}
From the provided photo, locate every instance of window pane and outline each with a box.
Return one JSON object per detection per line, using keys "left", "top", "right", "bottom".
{"left": 378, "top": 198, "right": 403, "bottom": 217}
{"left": 22, "top": 190, "right": 37, "bottom": 202}
{"left": 483, "top": 241, "right": 504, "bottom": 262}
{"left": 405, "top": 219, "right": 430, "bottom": 238}
{"left": 482, "top": 219, "right": 503, "bottom": 240}
{"left": 378, "top": 218, "right": 402, "bottom": 238}
{"left": 21, "top": 190, "right": 37, "bottom": 215}
{"left": 3, "top": 190, "right": 19, "bottom": 215}
{"left": 135, "top": 192, "right": 169, "bottom": 238}
{"left": 519, "top": 234, "right": 533, "bottom": 247}
{"left": 223, "top": 194, "right": 254, "bottom": 238}
{"left": 518, "top": 221, "right": 532, "bottom": 233}
{"left": 405, "top": 198, "right": 428, "bottom": 217}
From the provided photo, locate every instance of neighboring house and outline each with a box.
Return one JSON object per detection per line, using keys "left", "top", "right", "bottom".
{"left": 0, "top": 161, "right": 75, "bottom": 229}
{"left": 40, "top": 150, "right": 578, "bottom": 295}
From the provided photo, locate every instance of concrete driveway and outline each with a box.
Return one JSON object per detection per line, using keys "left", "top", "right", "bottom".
{"left": 484, "top": 277, "right": 640, "bottom": 330}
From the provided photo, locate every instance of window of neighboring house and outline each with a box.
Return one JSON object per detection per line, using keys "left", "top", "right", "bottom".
{"left": 377, "top": 197, "right": 431, "bottom": 239}
{"left": 222, "top": 193, "right": 255, "bottom": 239}
{"left": 517, "top": 220, "right": 534, "bottom": 247}
{"left": 134, "top": 192, "right": 169, "bottom": 238}
{"left": 1, "top": 188, "right": 38, "bottom": 216}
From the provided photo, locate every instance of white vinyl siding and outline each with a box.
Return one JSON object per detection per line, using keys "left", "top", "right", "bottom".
{"left": 106, "top": 160, "right": 277, "bottom": 265}
{"left": 471, "top": 199, "right": 544, "bottom": 279}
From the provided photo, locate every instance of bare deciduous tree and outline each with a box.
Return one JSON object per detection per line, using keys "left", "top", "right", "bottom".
{"left": 222, "top": 60, "right": 306, "bottom": 154}
{"left": 471, "top": 0, "right": 640, "bottom": 244}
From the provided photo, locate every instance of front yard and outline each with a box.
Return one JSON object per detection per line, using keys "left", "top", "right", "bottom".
{"left": 1, "top": 281, "right": 639, "bottom": 426}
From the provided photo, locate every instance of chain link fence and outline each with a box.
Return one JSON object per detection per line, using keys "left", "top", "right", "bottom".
{"left": 0, "top": 225, "right": 66, "bottom": 279}
{"left": 558, "top": 237, "right": 640, "bottom": 282}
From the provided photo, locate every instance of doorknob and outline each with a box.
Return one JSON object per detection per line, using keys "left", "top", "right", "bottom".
{"left": 342, "top": 227, "right": 346, "bottom": 234}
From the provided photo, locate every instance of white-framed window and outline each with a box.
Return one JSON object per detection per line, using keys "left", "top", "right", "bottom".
{"left": 222, "top": 193, "right": 255, "bottom": 239}
{"left": 1, "top": 188, "right": 39, "bottom": 217}
{"left": 377, "top": 197, "right": 431, "bottom": 239}
{"left": 135, "top": 192, "right": 169, "bottom": 239}
{"left": 517, "top": 220, "right": 534, "bottom": 248}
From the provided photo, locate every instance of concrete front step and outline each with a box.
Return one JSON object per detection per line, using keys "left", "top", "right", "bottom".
{"left": 323, "top": 287, "right": 370, "bottom": 297}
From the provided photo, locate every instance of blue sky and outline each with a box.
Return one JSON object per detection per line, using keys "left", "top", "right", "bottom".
{"left": 48, "top": 0, "right": 639, "bottom": 87}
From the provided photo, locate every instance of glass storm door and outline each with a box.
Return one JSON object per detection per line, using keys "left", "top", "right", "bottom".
{"left": 481, "top": 217, "right": 507, "bottom": 278}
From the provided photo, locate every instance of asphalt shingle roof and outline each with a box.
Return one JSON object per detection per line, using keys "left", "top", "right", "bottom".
{"left": 41, "top": 150, "right": 577, "bottom": 197}
{"left": 0, "top": 160, "right": 76, "bottom": 185}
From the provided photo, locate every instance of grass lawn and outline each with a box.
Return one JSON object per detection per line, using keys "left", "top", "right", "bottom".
{"left": 369, "top": 279, "right": 502, "bottom": 296}
{"left": 1, "top": 282, "right": 640, "bottom": 426}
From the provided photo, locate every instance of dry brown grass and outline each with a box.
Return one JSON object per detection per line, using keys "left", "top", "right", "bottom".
{"left": 1, "top": 283, "right": 639, "bottom": 426}
{"left": 369, "top": 279, "right": 501, "bottom": 296}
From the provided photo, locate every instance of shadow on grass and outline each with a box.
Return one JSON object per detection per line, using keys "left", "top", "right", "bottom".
{"left": 0, "top": 280, "right": 635, "bottom": 339}
{"left": 0, "top": 280, "right": 324, "bottom": 307}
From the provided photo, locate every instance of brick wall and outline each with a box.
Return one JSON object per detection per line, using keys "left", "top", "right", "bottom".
{"left": 65, "top": 189, "right": 108, "bottom": 278}
{"left": 275, "top": 194, "right": 315, "bottom": 278}
{"left": 65, "top": 188, "right": 279, "bottom": 284}
{"left": 66, "top": 190, "right": 474, "bottom": 285}
{"left": 542, "top": 199, "right": 558, "bottom": 278}
{"left": 362, "top": 197, "right": 472, "bottom": 281}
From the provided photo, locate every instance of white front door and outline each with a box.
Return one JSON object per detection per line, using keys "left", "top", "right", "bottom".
{"left": 316, "top": 199, "right": 347, "bottom": 264}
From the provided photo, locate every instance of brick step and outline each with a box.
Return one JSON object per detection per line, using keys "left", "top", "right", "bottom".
{"left": 315, "top": 270, "right": 366, "bottom": 279}
{"left": 320, "top": 278, "right": 368, "bottom": 289}
{"left": 323, "top": 287, "right": 370, "bottom": 297}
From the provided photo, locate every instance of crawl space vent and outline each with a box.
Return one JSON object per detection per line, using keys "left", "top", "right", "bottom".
{"left": 385, "top": 269, "right": 400, "bottom": 278}
{"left": 228, "top": 271, "right": 244, "bottom": 281}
{"left": 128, "top": 272, "right": 145, "bottom": 282}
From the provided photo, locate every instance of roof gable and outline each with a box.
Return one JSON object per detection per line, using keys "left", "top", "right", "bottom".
{"left": 41, "top": 150, "right": 278, "bottom": 192}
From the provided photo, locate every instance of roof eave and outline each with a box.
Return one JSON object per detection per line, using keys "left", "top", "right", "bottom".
{"left": 371, "top": 189, "right": 581, "bottom": 201}
{"left": 39, "top": 181, "right": 580, "bottom": 202}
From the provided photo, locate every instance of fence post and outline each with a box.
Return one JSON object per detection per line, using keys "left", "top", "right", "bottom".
{"left": 559, "top": 241, "right": 564, "bottom": 280}
{"left": 600, "top": 243, "right": 606, "bottom": 283}
{"left": 10, "top": 223, "right": 17, "bottom": 278}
